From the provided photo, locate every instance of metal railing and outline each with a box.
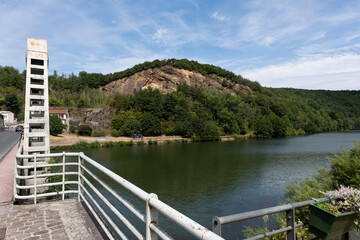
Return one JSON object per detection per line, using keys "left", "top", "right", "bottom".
{"left": 212, "top": 198, "right": 329, "bottom": 240}
{"left": 14, "top": 144, "right": 223, "bottom": 240}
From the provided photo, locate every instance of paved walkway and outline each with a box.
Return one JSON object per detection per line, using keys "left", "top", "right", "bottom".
{"left": 0, "top": 199, "right": 103, "bottom": 240}
{"left": 0, "top": 140, "right": 19, "bottom": 204}
{"left": 0, "top": 131, "right": 20, "bottom": 161}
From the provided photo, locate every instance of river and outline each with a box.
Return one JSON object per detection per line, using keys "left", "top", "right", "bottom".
{"left": 78, "top": 131, "right": 360, "bottom": 239}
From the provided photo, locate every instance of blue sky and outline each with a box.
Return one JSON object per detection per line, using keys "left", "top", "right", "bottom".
{"left": 1, "top": 0, "right": 360, "bottom": 90}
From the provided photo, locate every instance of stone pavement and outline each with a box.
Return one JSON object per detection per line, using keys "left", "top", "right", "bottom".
{"left": 0, "top": 199, "right": 103, "bottom": 240}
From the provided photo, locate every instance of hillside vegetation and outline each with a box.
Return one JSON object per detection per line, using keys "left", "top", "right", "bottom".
{"left": 1, "top": 59, "right": 360, "bottom": 141}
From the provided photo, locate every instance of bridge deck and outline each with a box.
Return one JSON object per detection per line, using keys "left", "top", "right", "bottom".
{"left": 0, "top": 199, "right": 103, "bottom": 240}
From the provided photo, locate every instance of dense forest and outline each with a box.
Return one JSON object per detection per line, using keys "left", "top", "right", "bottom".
{"left": 1, "top": 59, "right": 360, "bottom": 141}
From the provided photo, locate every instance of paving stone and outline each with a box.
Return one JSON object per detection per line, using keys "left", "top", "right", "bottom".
{"left": 0, "top": 199, "right": 103, "bottom": 240}
{"left": 39, "top": 233, "right": 50, "bottom": 239}
{"left": 25, "top": 236, "right": 40, "bottom": 240}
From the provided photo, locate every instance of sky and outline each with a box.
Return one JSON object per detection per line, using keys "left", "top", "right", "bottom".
{"left": 1, "top": 0, "right": 360, "bottom": 90}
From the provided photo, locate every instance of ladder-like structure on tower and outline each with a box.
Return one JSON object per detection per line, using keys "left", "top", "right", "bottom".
{"left": 23, "top": 37, "right": 50, "bottom": 180}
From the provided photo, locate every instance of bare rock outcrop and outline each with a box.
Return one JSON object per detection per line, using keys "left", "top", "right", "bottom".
{"left": 102, "top": 66, "right": 252, "bottom": 96}
{"left": 69, "top": 104, "right": 114, "bottom": 129}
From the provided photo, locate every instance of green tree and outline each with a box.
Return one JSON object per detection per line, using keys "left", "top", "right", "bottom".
{"left": 132, "top": 88, "right": 164, "bottom": 118}
{"left": 0, "top": 66, "right": 24, "bottom": 90}
{"left": 269, "top": 114, "right": 286, "bottom": 137}
{"left": 50, "top": 115, "right": 64, "bottom": 136}
{"left": 254, "top": 116, "right": 273, "bottom": 138}
{"left": 198, "top": 121, "right": 220, "bottom": 141}
{"left": 5, "top": 92, "right": 20, "bottom": 114}
{"left": 77, "top": 91, "right": 90, "bottom": 108}
{"left": 140, "top": 112, "right": 162, "bottom": 136}
{"left": 122, "top": 118, "right": 141, "bottom": 136}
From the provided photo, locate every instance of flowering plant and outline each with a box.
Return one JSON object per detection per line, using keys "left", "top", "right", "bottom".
{"left": 320, "top": 185, "right": 360, "bottom": 230}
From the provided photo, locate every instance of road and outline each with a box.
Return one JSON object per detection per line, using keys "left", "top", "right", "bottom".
{"left": 0, "top": 130, "right": 21, "bottom": 161}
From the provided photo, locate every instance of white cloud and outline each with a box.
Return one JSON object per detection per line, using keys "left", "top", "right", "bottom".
{"left": 151, "top": 28, "right": 186, "bottom": 46}
{"left": 210, "top": 11, "right": 228, "bottom": 21}
{"left": 242, "top": 53, "right": 360, "bottom": 90}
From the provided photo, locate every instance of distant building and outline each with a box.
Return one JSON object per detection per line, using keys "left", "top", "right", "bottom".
{"left": 0, "top": 111, "right": 15, "bottom": 124}
{"left": 49, "top": 108, "right": 69, "bottom": 131}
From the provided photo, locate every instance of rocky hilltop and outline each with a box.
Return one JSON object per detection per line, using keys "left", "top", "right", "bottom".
{"left": 102, "top": 65, "right": 252, "bottom": 96}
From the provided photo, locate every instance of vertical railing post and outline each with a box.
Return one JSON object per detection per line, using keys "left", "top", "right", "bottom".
{"left": 146, "top": 193, "right": 159, "bottom": 240}
{"left": 212, "top": 216, "right": 222, "bottom": 236}
{"left": 34, "top": 154, "right": 37, "bottom": 204}
{"left": 62, "top": 151, "right": 65, "bottom": 200}
{"left": 286, "top": 204, "right": 296, "bottom": 240}
{"left": 78, "top": 153, "right": 81, "bottom": 202}
{"left": 13, "top": 153, "right": 18, "bottom": 202}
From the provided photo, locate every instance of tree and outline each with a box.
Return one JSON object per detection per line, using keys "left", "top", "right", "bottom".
{"left": 269, "top": 114, "right": 286, "bottom": 137}
{"left": 77, "top": 91, "right": 90, "bottom": 108}
{"left": 5, "top": 92, "right": 20, "bottom": 114}
{"left": 0, "top": 66, "right": 24, "bottom": 90}
{"left": 141, "top": 112, "right": 162, "bottom": 136}
{"left": 122, "top": 119, "right": 141, "bottom": 136}
{"left": 198, "top": 121, "right": 220, "bottom": 141}
{"left": 254, "top": 116, "right": 273, "bottom": 138}
{"left": 50, "top": 115, "right": 64, "bottom": 136}
{"left": 132, "top": 88, "right": 164, "bottom": 118}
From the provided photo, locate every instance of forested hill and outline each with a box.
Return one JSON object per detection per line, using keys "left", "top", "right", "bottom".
{"left": 1, "top": 59, "right": 360, "bottom": 141}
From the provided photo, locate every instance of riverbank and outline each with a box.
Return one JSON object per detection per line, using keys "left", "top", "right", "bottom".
{"left": 49, "top": 132, "right": 251, "bottom": 150}
{"left": 50, "top": 132, "right": 187, "bottom": 146}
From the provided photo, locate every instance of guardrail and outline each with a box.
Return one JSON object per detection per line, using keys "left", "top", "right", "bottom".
{"left": 212, "top": 197, "right": 329, "bottom": 240}
{"left": 14, "top": 144, "right": 223, "bottom": 240}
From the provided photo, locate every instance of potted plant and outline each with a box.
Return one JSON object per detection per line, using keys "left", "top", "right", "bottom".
{"left": 309, "top": 185, "right": 360, "bottom": 239}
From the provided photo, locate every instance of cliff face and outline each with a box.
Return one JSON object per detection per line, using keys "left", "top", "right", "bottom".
{"left": 102, "top": 66, "right": 252, "bottom": 96}
{"left": 69, "top": 104, "right": 114, "bottom": 128}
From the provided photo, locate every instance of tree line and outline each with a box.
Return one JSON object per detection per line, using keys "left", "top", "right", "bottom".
{"left": 1, "top": 59, "right": 360, "bottom": 141}
{"left": 107, "top": 84, "right": 360, "bottom": 141}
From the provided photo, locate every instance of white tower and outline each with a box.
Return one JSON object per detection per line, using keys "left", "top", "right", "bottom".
{"left": 23, "top": 37, "right": 50, "bottom": 158}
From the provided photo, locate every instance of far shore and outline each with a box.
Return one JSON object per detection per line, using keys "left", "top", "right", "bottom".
{"left": 50, "top": 132, "right": 251, "bottom": 147}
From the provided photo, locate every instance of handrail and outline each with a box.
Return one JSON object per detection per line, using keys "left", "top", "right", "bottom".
{"left": 14, "top": 144, "right": 224, "bottom": 240}
{"left": 212, "top": 197, "right": 328, "bottom": 239}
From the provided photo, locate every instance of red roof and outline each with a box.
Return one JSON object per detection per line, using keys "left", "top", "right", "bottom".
{"left": 49, "top": 110, "right": 68, "bottom": 114}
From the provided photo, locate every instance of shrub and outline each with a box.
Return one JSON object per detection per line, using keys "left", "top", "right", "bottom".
{"left": 111, "top": 129, "right": 120, "bottom": 137}
{"left": 69, "top": 125, "right": 77, "bottom": 134}
{"left": 198, "top": 121, "right": 220, "bottom": 141}
{"left": 50, "top": 115, "right": 65, "bottom": 136}
{"left": 148, "top": 140, "right": 158, "bottom": 145}
{"left": 92, "top": 128, "right": 107, "bottom": 137}
{"left": 77, "top": 124, "right": 92, "bottom": 136}
{"left": 137, "top": 141, "right": 145, "bottom": 146}
{"left": 285, "top": 142, "right": 360, "bottom": 221}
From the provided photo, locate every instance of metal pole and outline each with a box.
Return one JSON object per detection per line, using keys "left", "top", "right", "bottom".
{"left": 146, "top": 193, "right": 159, "bottom": 240}
{"left": 62, "top": 152, "right": 65, "bottom": 200}
{"left": 34, "top": 154, "right": 37, "bottom": 204}
{"left": 212, "top": 216, "right": 222, "bottom": 236}
{"left": 13, "top": 151, "right": 19, "bottom": 202}
{"left": 286, "top": 204, "right": 295, "bottom": 240}
{"left": 78, "top": 153, "right": 81, "bottom": 202}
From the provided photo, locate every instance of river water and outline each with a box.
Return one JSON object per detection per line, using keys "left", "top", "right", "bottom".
{"left": 79, "top": 131, "right": 360, "bottom": 239}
